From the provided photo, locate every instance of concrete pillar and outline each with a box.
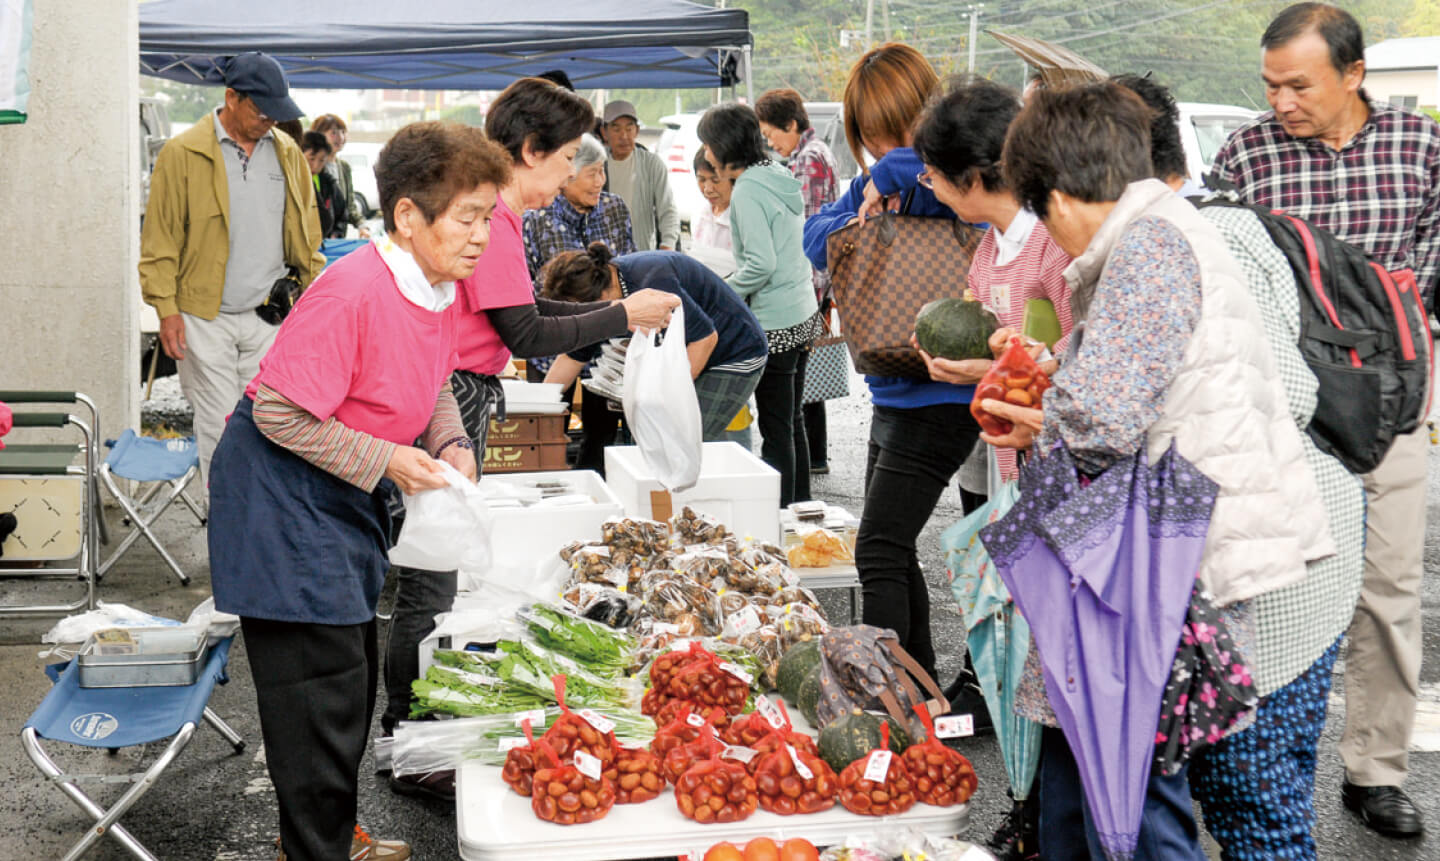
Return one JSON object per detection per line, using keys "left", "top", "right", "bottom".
{"left": 0, "top": 0, "right": 139, "bottom": 441}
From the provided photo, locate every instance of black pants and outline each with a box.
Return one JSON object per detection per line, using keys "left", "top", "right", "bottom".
{"left": 243, "top": 616, "right": 377, "bottom": 861}
{"left": 382, "top": 370, "right": 494, "bottom": 732}
{"left": 856, "top": 403, "right": 980, "bottom": 678}
{"left": 753, "top": 345, "right": 810, "bottom": 505}
{"left": 576, "top": 387, "right": 625, "bottom": 476}
{"left": 803, "top": 401, "right": 827, "bottom": 465}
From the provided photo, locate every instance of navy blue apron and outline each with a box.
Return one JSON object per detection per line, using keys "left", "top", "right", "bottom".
{"left": 209, "top": 398, "right": 395, "bottom": 625}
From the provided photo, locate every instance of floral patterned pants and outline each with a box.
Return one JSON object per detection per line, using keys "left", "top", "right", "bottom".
{"left": 1190, "top": 636, "right": 1343, "bottom": 860}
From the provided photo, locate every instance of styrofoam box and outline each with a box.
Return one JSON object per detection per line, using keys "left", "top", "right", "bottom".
{"left": 485, "top": 470, "right": 623, "bottom": 574}
{"left": 604, "top": 443, "right": 781, "bottom": 545}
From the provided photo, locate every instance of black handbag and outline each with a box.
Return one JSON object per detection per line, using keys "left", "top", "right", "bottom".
{"left": 255, "top": 271, "right": 302, "bottom": 326}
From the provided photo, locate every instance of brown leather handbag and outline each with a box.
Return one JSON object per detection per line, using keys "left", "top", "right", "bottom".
{"left": 826, "top": 210, "right": 985, "bottom": 378}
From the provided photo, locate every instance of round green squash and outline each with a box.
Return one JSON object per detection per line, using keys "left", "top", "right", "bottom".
{"left": 776, "top": 638, "right": 821, "bottom": 702}
{"left": 817, "top": 708, "right": 913, "bottom": 773}
{"left": 794, "top": 665, "right": 824, "bottom": 727}
{"left": 914, "top": 298, "right": 999, "bottom": 361}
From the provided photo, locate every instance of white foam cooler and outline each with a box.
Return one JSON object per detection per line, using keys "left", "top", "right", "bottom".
{"left": 485, "top": 470, "right": 624, "bottom": 574}
{"left": 603, "top": 442, "right": 781, "bottom": 545}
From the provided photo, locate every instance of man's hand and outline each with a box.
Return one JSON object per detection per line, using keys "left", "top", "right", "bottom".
{"left": 911, "top": 335, "right": 991, "bottom": 384}
{"left": 385, "top": 445, "right": 448, "bottom": 495}
{"left": 621, "top": 289, "right": 681, "bottom": 331}
{"left": 159, "top": 314, "right": 187, "bottom": 361}
{"left": 977, "top": 399, "right": 1044, "bottom": 450}
{"left": 438, "top": 444, "right": 477, "bottom": 482}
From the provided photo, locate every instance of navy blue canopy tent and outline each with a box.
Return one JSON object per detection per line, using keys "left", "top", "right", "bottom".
{"left": 139, "top": 0, "right": 752, "bottom": 91}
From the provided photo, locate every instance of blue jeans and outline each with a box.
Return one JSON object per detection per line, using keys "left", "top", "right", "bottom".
{"left": 1039, "top": 727, "right": 1207, "bottom": 861}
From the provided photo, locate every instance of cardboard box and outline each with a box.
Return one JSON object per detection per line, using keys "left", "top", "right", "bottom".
{"left": 483, "top": 441, "right": 569, "bottom": 473}
{"left": 603, "top": 442, "right": 780, "bottom": 544}
{"left": 487, "top": 413, "right": 568, "bottom": 445}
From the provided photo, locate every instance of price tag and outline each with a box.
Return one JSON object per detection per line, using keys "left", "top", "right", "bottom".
{"left": 934, "top": 714, "right": 975, "bottom": 739}
{"left": 719, "top": 662, "right": 753, "bottom": 685}
{"left": 653, "top": 622, "right": 681, "bottom": 636}
{"left": 755, "top": 695, "right": 786, "bottom": 730}
{"left": 786, "top": 744, "right": 813, "bottom": 779}
{"left": 573, "top": 750, "right": 602, "bottom": 780}
{"left": 668, "top": 638, "right": 695, "bottom": 652}
{"left": 721, "top": 745, "right": 758, "bottom": 764}
{"left": 727, "top": 606, "right": 763, "bottom": 636}
{"left": 863, "top": 749, "right": 893, "bottom": 783}
{"left": 498, "top": 737, "right": 528, "bottom": 752}
{"left": 685, "top": 712, "right": 707, "bottom": 728}
{"left": 513, "top": 708, "right": 547, "bottom": 728}
{"left": 578, "top": 709, "right": 616, "bottom": 734}
{"left": 449, "top": 668, "right": 500, "bottom": 687}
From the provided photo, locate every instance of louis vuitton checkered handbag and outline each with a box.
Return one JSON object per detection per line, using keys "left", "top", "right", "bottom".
{"left": 826, "top": 211, "right": 985, "bottom": 378}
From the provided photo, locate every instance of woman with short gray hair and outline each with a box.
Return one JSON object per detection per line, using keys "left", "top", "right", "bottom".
{"left": 523, "top": 133, "right": 637, "bottom": 281}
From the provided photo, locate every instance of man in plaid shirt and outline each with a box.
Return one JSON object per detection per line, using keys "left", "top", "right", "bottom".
{"left": 1213, "top": 2, "right": 1440, "bottom": 841}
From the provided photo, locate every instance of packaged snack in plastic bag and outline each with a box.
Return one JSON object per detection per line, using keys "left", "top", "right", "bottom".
{"left": 786, "top": 527, "right": 854, "bottom": 568}
{"left": 774, "top": 603, "right": 829, "bottom": 651}
{"left": 773, "top": 586, "right": 824, "bottom": 613}
{"left": 670, "top": 506, "right": 728, "bottom": 546}
{"left": 736, "top": 625, "right": 783, "bottom": 689}
{"left": 602, "top": 516, "right": 672, "bottom": 557}
{"left": 673, "top": 547, "right": 736, "bottom": 584}
{"left": 562, "top": 583, "right": 642, "bottom": 629}
{"left": 971, "top": 336, "right": 1051, "bottom": 437}
{"left": 726, "top": 560, "right": 785, "bottom": 595}
{"left": 642, "top": 576, "right": 723, "bottom": 637}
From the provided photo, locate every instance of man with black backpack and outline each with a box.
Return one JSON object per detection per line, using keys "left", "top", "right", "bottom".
{"left": 1212, "top": 2, "right": 1440, "bottom": 840}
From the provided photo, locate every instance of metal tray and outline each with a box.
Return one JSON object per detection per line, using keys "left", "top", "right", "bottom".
{"left": 77, "top": 627, "right": 210, "bottom": 688}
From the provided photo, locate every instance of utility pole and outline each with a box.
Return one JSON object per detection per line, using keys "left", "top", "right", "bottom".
{"left": 882, "top": 0, "right": 891, "bottom": 43}
{"left": 967, "top": 4, "right": 983, "bottom": 73}
{"left": 865, "top": 0, "right": 874, "bottom": 49}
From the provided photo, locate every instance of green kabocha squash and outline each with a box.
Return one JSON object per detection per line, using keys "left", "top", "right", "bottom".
{"left": 794, "top": 665, "right": 824, "bottom": 727}
{"left": 817, "top": 708, "right": 914, "bottom": 773}
{"left": 776, "top": 638, "right": 822, "bottom": 702}
{"left": 914, "top": 298, "right": 999, "bottom": 361}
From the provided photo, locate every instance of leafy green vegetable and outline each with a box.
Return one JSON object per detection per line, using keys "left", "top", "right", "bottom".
{"left": 519, "top": 603, "right": 635, "bottom": 675}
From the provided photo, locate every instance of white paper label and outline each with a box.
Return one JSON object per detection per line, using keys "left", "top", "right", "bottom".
{"left": 653, "top": 622, "right": 681, "bottom": 636}
{"left": 668, "top": 639, "right": 695, "bottom": 652}
{"left": 685, "top": 712, "right": 706, "bottom": 728}
{"left": 719, "top": 662, "right": 753, "bottom": 685}
{"left": 448, "top": 667, "right": 500, "bottom": 687}
{"left": 721, "top": 745, "right": 758, "bottom": 764}
{"left": 786, "top": 744, "right": 813, "bottom": 779}
{"left": 863, "top": 749, "right": 893, "bottom": 783}
{"left": 573, "top": 750, "right": 602, "bottom": 780}
{"left": 957, "top": 847, "right": 994, "bottom": 861}
{"left": 498, "top": 737, "right": 528, "bottom": 752}
{"left": 934, "top": 714, "right": 975, "bottom": 739}
{"left": 513, "top": 708, "right": 547, "bottom": 728}
{"left": 755, "top": 695, "right": 786, "bottom": 730}
{"left": 728, "top": 606, "right": 763, "bottom": 636}
{"left": 578, "top": 709, "right": 616, "bottom": 734}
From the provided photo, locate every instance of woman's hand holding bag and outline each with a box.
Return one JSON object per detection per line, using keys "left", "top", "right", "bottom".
{"left": 387, "top": 461, "right": 494, "bottom": 573}
{"left": 622, "top": 304, "right": 704, "bottom": 492}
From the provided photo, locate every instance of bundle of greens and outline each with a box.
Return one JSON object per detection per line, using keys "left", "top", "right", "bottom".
{"left": 519, "top": 603, "right": 634, "bottom": 675}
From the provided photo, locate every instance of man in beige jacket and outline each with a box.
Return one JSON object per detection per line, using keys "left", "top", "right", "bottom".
{"left": 139, "top": 52, "right": 325, "bottom": 493}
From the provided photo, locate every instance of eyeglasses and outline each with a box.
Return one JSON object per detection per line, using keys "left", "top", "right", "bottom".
{"left": 916, "top": 169, "right": 936, "bottom": 190}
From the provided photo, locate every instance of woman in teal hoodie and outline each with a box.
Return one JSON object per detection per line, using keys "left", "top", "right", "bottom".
{"left": 699, "top": 103, "right": 820, "bottom": 505}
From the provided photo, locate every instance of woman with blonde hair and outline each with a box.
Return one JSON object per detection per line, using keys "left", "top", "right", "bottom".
{"left": 801, "top": 43, "right": 981, "bottom": 702}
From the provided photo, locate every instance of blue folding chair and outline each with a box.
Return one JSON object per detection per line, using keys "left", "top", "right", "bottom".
{"left": 98, "top": 430, "right": 205, "bottom": 586}
{"left": 22, "top": 637, "right": 244, "bottom": 861}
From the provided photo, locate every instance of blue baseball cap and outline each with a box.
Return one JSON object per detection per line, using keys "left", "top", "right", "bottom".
{"left": 223, "top": 52, "right": 302, "bottom": 123}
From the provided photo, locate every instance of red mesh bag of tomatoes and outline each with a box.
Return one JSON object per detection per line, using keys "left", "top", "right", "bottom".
{"left": 655, "top": 697, "right": 731, "bottom": 732}
{"left": 751, "top": 726, "right": 838, "bottom": 816}
{"left": 650, "top": 702, "right": 728, "bottom": 761}
{"left": 725, "top": 697, "right": 819, "bottom": 771}
{"left": 900, "top": 705, "right": 978, "bottom": 806}
{"left": 604, "top": 743, "right": 666, "bottom": 805}
{"left": 971, "top": 336, "right": 1051, "bottom": 437}
{"left": 837, "top": 721, "right": 918, "bottom": 816}
{"left": 673, "top": 733, "right": 760, "bottom": 824}
{"left": 503, "top": 677, "right": 618, "bottom": 796}
{"left": 523, "top": 721, "right": 618, "bottom": 825}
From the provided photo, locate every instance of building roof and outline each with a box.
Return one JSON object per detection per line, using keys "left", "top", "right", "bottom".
{"left": 1366, "top": 37, "right": 1440, "bottom": 72}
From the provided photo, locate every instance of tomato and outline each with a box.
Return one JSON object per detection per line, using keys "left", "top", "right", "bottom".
{"left": 779, "top": 839, "right": 820, "bottom": 861}
{"left": 704, "top": 842, "right": 745, "bottom": 861}
{"left": 743, "top": 837, "right": 780, "bottom": 861}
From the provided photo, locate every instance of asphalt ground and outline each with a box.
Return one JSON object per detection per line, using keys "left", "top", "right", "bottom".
{"left": 3, "top": 379, "right": 1438, "bottom": 860}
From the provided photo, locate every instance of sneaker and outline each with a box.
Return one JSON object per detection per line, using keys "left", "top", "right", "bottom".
{"left": 810, "top": 461, "right": 830, "bottom": 475}
{"left": 351, "top": 825, "right": 411, "bottom": 860}
{"left": 390, "top": 769, "right": 456, "bottom": 804}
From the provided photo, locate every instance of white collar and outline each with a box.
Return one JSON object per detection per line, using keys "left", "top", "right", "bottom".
{"left": 376, "top": 238, "right": 456, "bottom": 312}
{"left": 992, "top": 208, "right": 1038, "bottom": 267}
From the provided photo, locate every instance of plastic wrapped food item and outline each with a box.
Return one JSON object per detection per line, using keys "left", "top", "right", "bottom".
{"left": 972, "top": 336, "right": 1051, "bottom": 437}
{"left": 718, "top": 592, "right": 750, "bottom": 617}
{"left": 774, "top": 603, "right": 829, "bottom": 652}
{"left": 773, "top": 586, "right": 824, "bottom": 613}
{"left": 644, "top": 640, "right": 751, "bottom": 717}
{"left": 786, "top": 528, "right": 854, "bottom": 568}
{"left": 562, "top": 583, "right": 642, "bottom": 629}
{"left": 671, "top": 506, "right": 728, "bottom": 546}
{"left": 736, "top": 625, "right": 782, "bottom": 689}
{"left": 642, "top": 576, "right": 722, "bottom": 637}
{"left": 569, "top": 546, "right": 626, "bottom": 589}
{"left": 673, "top": 548, "right": 737, "bottom": 585}
{"left": 558, "top": 541, "right": 591, "bottom": 563}
{"left": 726, "top": 560, "right": 785, "bottom": 595}
{"left": 602, "top": 517, "right": 672, "bottom": 557}
{"left": 900, "top": 705, "right": 978, "bottom": 807}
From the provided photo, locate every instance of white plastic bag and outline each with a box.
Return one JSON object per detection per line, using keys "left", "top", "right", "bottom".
{"left": 388, "top": 462, "right": 493, "bottom": 572}
{"left": 43, "top": 601, "right": 180, "bottom": 645}
{"left": 622, "top": 304, "right": 703, "bottom": 491}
